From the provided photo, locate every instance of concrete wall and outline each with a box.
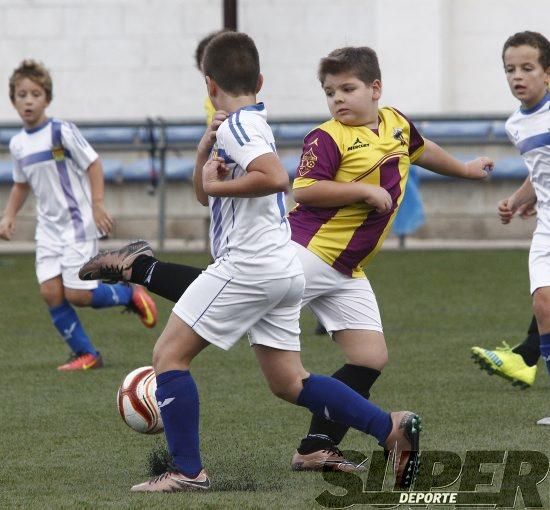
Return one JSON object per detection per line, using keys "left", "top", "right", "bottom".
{"left": 0, "top": 0, "right": 548, "bottom": 123}
{"left": 0, "top": 0, "right": 545, "bottom": 246}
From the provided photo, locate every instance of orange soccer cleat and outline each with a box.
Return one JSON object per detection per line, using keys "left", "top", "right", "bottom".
{"left": 128, "top": 285, "right": 158, "bottom": 328}
{"left": 57, "top": 352, "right": 104, "bottom": 371}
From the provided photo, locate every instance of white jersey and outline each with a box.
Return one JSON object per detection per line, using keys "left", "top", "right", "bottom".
{"left": 10, "top": 118, "right": 100, "bottom": 245}
{"left": 208, "top": 103, "right": 302, "bottom": 279}
{"left": 505, "top": 91, "right": 550, "bottom": 234}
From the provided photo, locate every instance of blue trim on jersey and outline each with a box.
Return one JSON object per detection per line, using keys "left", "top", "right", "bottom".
{"left": 69, "top": 122, "right": 90, "bottom": 149}
{"left": 520, "top": 91, "right": 550, "bottom": 115}
{"left": 217, "top": 148, "right": 235, "bottom": 164}
{"left": 24, "top": 118, "right": 51, "bottom": 134}
{"left": 228, "top": 114, "right": 244, "bottom": 146}
{"left": 235, "top": 111, "right": 250, "bottom": 143}
{"left": 276, "top": 191, "right": 286, "bottom": 220}
{"left": 241, "top": 102, "right": 265, "bottom": 112}
{"left": 227, "top": 103, "right": 264, "bottom": 145}
{"left": 18, "top": 149, "right": 72, "bottom": 167}
{"left": 211, "top": 197, "right": 223, "bottom": 256}
{"left": 52, "top": 120, "right": 86, "bottom": 242}
{"left": 517, "top": 132, "right": 550, "bottom": 155}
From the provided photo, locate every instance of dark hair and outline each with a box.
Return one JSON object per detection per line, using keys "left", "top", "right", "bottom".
{"left": 202, "top": 32, "right": 260, "bottom": 96}
{"left": 318, "top": 47, "right": 381, "bottom": 86}
{"left": 9, "top": 59, "right": 53, "bottom": 103}
{"left": 502, "top": 31, "right": 550, "bottom": 69}
{"left": 194, "top": 29, "right": 232, "bottom": 70}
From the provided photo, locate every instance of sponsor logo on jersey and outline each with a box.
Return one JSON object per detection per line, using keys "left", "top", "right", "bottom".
{"left": 347, "top": 137, "right": 370, "bottom": 151}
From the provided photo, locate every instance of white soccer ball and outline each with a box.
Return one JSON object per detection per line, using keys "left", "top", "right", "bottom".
{"left": 117, "top": 366, "right": 163, "bottom": 434}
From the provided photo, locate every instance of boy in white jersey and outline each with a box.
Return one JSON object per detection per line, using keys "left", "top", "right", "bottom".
{"left": 0, "top": 60, "right": 157, "bottom": 371}
{"left": 471, "top": 31, "right": 550, "bottom": 424}
{"left": 128, "top": 32, "right": 422, "bottom": 493}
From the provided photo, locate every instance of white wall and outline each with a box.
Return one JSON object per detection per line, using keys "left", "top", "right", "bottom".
{"left": 0, "top": 0, "right": 548, "bottom": 122}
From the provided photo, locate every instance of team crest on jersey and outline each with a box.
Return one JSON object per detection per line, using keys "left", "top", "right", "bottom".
{"left": 298, "top": 148, "right": 317, "bottom": 176}
{"left": 52, "top": 146, "right": 65, "bottom": 162}
{"left": 393, "top": 128, "right": 406, "bottom": 146}
{"left": 347, "top": 137, "right": 370, "bottom": 151}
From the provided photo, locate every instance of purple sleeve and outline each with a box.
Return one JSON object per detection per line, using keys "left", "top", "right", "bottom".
{"left": 407, "top": 119, "right": 424, "bottom": 156}
{"left": 392, "top": 108, "right": 425, "bottom": 156}
{"left": 295, "top": 129, "right": 341, "bottom": 181}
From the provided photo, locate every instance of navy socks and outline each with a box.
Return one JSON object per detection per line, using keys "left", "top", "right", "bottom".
{"left": 49, "top": 300, "right": 97, "bottom": 355}
{"left": 297, "top": 373, "right": 392, "bottom": 445}
{"left": 91, "top": 283, "right": 132, "bottom": 308}
{"left": 156, "top": 370, "right": 202, "bottom": 477}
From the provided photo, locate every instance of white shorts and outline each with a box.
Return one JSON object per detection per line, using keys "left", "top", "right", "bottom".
{"left": 529, "top": 233, "right": 550, "bottom": 294}
{"left": 293, "top": 242, "right": 383, "bottom": 333}
{"left": 173, "top": 259, "right": 305, "bottom": 351}
{"left": 36, "top": 239, "right": 98, "bottom": 290}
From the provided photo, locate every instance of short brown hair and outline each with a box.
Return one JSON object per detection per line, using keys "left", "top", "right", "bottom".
{"left": 202, "top": 32, "right": 260, "bottom": 96}
{"left": 9, "top": 59, "right": 53, "bottom": 103}
{"left": 318, "top": 47, "right": 381, "bottom": 86}
{"left": 195, "top": 29, "right": 232, "bottom": 70}
{"left": 502, "top": 31, "right": 550, "bottom": 70}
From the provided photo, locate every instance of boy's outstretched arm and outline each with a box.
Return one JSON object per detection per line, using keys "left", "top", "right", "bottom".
{"left": 416, "top": 139, "right": 493, "bottom": 179}
{"left": 88, "top": 158, "right": 114, "bottom": 236}
{"left": 203, "top": 152, "right": 289, "bottom": 198}
{"left": 0, "top": 182, "right": 30, "bottom": 240}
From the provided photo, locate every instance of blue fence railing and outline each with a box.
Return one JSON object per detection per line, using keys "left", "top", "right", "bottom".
{"left": 0, "top": 115, "right": 525, "bottom": 248}
{"left": 0, "top": 115, "right": 525, "bottom": 185}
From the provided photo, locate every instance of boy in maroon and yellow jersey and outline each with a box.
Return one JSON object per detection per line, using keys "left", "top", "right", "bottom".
{"left": 287, "top": 46, "right": 494, "bottom": 470}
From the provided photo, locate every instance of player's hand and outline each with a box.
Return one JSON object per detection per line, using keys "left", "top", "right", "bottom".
{"left": 0, "top": 216, "right": 15, "bottom": 240}
{"left": 465, "top": 157, "right": 494, "bottom": 179}
{"left": 92, "top": 202, "right": 114, "bottom": 235}
{"left": 202, "top": 156, "right": 230, "bottom": 194}
{"left": 497, "top": 197, "right": 517, "bottom": 224}
{"left": 363, "top": 184, "right": 393, "bottom": 214}
{"left": 198, "top": 111, "right": 228, "bottom": 154}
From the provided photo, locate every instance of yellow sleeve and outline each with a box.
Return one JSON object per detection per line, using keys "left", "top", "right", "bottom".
{"left": 410, "top": 141, "right": 426, "bottom": 163}
{"left": 204, "top": 97, "right": 215, "bottom": 126}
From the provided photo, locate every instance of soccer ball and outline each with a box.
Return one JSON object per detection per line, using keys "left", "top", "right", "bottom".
{"left": 117, "top": 366, "right": 163, "bottom": 434}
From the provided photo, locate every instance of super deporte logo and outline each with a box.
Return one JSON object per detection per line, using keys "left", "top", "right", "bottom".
{"left": 316, "top": 449, "right": 550, "bottom": 508}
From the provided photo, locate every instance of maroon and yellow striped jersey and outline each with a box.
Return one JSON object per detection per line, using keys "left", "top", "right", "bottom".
{"left": 288, "top": 107, "right": 425, "bottom": 278}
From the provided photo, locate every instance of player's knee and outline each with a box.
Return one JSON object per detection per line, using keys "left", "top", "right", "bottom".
{"left": 376, "top": 348, "right": 389, "bottom": 370}
{"left": 532, "top": 291, "right": 550, "bottom": 322}
{"left": 269, "top": 385, "right": 295, "bottom": 402}
{"left": 39, "top": 285, "right": 54, "bottom": 302}
{"left": 39, "top": 285, "right": 63, "bottom": 307}
{"left": 349, "top": 347, "right": 388, "bottom": 371}
{"left": 65, "top": 289, "right": 91, "bottom": 307}
{"left": 152, "top": 341, "right": 191, "bottom": 373}
{"left": 267, "top": 377, "right": 302, "bottom": 403}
